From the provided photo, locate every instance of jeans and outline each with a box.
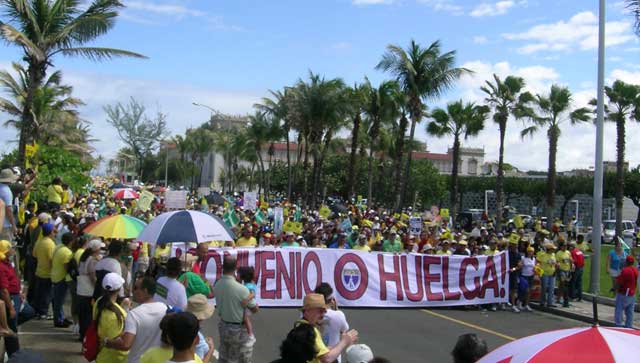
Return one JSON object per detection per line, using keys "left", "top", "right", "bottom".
{"left": 77, "top": 295, "right": 93, "bottom": 341}
{"left": 571, "top": 266, "right": 583, "bottom": 300}
{"left": 4, "top": 293, "right": 21, "bottom": 356}
{"left": 615, "top": 293, "right": 636, "bottom": 328}
{"left": 34, "top": 276, "right": 52, "bottom": 316}
{"left": 540, "top": 275, "right": 556, "bottom": 306}
{"left": 52, "top": 281, "right": 68, "bottom": 324}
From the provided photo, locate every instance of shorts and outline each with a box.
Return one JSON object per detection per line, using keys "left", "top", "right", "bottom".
{"left": 509, "top": 272, "right": 519, "bottom": 290}
{"left": 558, "top": 270, "right": 571, "bottom": 282}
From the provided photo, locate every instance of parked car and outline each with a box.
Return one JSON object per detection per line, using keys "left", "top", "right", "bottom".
{"left": 456, "top": 209, "right": 485, "bottom": 232}
{"left": 583, "top": 220, "right": 637, "bottom": 246}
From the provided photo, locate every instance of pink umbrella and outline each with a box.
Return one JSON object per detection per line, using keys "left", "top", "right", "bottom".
{"left": 478, "top": 326, "right": 640, "bottom": 363}
{"left": 113, "top": 188, "right": 139, "bottom": 200}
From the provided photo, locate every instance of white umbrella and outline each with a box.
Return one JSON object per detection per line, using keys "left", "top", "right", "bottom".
{"left": 137, "top": 210, "right": 235, "bottom": 245}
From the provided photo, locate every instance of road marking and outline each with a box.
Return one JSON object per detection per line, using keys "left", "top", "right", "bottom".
{"left": 420, "top": 309, "right": 516, "bottom": 341}
{"left": 18, "top": 331, "right": 76, "bottom": 336}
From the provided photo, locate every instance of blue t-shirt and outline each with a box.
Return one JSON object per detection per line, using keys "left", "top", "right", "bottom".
{"left": 0, "top": 183, "right": 12, "bottom": 228}
{"left": 243, "top": 282, "right": 257, "bottom": 294}
{"left": 609, "top": 249, "right": 628, "bottom": 271}
{"left": 194, "top": 331, "right": 209, "bottom": 360}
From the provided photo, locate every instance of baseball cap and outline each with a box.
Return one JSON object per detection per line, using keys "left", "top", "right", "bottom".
{"left": 346, "top": 344, "right": 374, "bottom": 363}
{"left": 102, "top": 272, "right": 124, "bottom": 291}
{"left": 88, "top": 239, "right": 106, "bottom": 251}
{"left": 626, "top": 255, "right": 635, "bottom": 264}
{"left": 41, "top": 223, "right": 54, "bottom": 235}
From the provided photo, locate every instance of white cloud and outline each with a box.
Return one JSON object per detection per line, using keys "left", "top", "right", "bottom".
{"left": 352, "top": 0, "right": 393, "bottom": 5}
{"left": 125, "top": 1, "right": 205, "bottom": 18}
{"left": 417, "top": 0, "right": 464, "bottom": 15}
{"left": 473, "top": 36, "right": 488, "bottom": 44}
{"left": 332, "top": 42, "right": 352, "bottom": 50}
{"left": 503, "top": 11, "right": 635, "bottom": 54}
{"left": 609, "top": 69, "right": 640, "bottom": 84}
{"left": 470, "top": 1, "right": 515, "bottom": 17}
{"left": 121, "top": 1, "right": 243, "bottom": 31}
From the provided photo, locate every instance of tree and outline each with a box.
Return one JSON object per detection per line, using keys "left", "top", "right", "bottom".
{"left": 427, "top": 100, "right": 489, "bottom": 220}
{"left": 184, "top": 126, "right": 213, "bottom": 188}
{"left": 481, "top": 74, "right": 533, "bottom": 230}
{"left": 345, "top": 82, "right": 368, "bottom": 200}
{"left": 629, "top": 0, "right": 640, "bottom": 35}
{"left": 590, "top": 80, "right": 640, "bottom": 236}
{"left": 625, "top": 166, "right": 640, "bottom": 225}
{"left": 376, "top": 39, "right": 469, "bottom": 211}
{"left": 522, "top": 85, "right": 591, "bottom": 221}
{"left": 246, "top": 111, "right": 271, "bottom": 194}
{"left": 0, "top": 0, "right": 146, "bottom": 166}
{"left": 105, "top": 98, "right": 169, "bottom": 179}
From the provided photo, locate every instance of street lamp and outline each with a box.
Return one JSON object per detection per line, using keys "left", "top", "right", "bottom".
{"left": 484, "top": 190, "right": 494, "bottom": 215}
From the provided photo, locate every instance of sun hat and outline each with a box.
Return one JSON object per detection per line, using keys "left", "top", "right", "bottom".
{"left": 346, "top": 344, "right": 374, "bottom": 363}
{"left": 300, "top": 293, "right": 328, "bottom": 311}
{"left": 527, "top": 246, "right": 535, "bottom": 253}
{"left": 0, "top": 240, "right": 11, "bottom": 260}
{"left": 186, "top": 294, "right": 215, "bottom": 320}
{"left": 458, "top": 240, "right": 468, "bottom": 246}
{"left": 37, "top": 213, "right": 51, "bottom": 224}
{"left": 0, "top": 169, "right": 18, "bottom": 183}
{"left": 102, "top": 272, "right": 124, "bottom": 291}
{"left": 88, "top": 239, "right": 105, "bottom": 251}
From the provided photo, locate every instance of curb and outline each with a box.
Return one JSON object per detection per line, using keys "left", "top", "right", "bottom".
{"left": 582, "top": 293, "right": 640, "bottom": 313}
{"left": 529, "top": 302, "right": 619, "bottom": 327}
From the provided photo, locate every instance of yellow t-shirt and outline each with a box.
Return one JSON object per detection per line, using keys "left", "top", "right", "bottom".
{"left": 537, "top": 251, "right": 557, "bottom": 276}
{"left": 74, "top": 248, "right": 85, "bottom": 264}
{"left": 297, "top": 320, "right": 329, "bottom": 363}
{"left": 140, "top": 346, "right": 203, "bottom": 363}
{"left": 484, "top": 249, "right": 499, "bottom": 256}
{"left": 33, "top": 237, "right": 56, "bottom": 279}
{"left": 154, "top": 245, "right": 171, "bottom": 259}
{"left": 47, "top": 185, "right": 63, "bottom": 204}
{"left": 577, "top": 242, "right": 590, "bottom": 254}
{"left": 51, "top": 245, "right": 73, "bottom": 283}
{"left": 93, "top": 298, "right": 128, "bottom": 363}
{"left": 436, "top": 250, "right": 452, "bottom": 256}
{"left": 139, "top": 242, "right": 149, "bottom": 258}
{"left": 236, "top": 237, "right": 257, "bottom": 247}
{"left": 353, "top": 245, "right": 371, "bottom": 252}
{"left": 556, "top": 250, "right": 573, "bottom": 272}
{"left": 208, "top": 241, "right": 223, "bottom": 248}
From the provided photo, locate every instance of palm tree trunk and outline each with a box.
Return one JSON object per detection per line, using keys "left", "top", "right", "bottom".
{"left": 367, "top": 137, "right": 377, "bottom": 204}
{"left": 285, "top": 123, "right": 292, "bottom": 200}
{"left": 615, "top": 119, "right": 625, "bottom": 237}
{"left": 546, "top": 127, "right": 559, "bottom": 222}
{"left": 258, "top": 150, "right": 266, "bottom": 195}
{"left": 347, "top": 114, "right": 361, "bottom": 200}
{"left": 451, "top": 135, "right": 461, "bottom": 223}
{"left": 314, "top": 129, "right": 335, "bottom": 208}
{"left": 18, "top": 62, "right": 46, "bottom": 167}
{"left": 400, "top": 110, "right": 420, "bottom": 210}
{"left": 302, "top": 138, "right": 310, "bottom": 207}
{"left": 495, "top": 121, "right": 507, "bottom": 231}
{"left": 393, "top": 114, "right": 408, "bottom": 211}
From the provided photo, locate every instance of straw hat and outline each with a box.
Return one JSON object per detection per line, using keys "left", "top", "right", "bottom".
{"left": 186, "top": 294, "right": 215, "bottom": 320}
{"left": 301, "top": 293, "right": 328, "bottom": 311}
{"left": 0, "top": 169, "right": 18, "bottom": 183}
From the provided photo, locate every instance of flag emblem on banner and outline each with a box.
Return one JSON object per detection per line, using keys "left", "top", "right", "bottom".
{"left": 342, "top": 269, "right": 360, "bottom": 290}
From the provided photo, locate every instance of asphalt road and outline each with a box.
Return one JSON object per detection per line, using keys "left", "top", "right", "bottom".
{"left": 16, "top": 306, "right": 588, "bottom": 363}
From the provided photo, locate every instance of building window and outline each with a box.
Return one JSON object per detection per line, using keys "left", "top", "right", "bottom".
{"left": 468, "top": 159, "right": 478, "bottom": 175}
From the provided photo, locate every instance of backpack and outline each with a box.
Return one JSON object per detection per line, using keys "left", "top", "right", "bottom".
{"left": 67, "top": 257, "right": 79, "bottom": 281}
{"left": 83, "top": 320, "right": 99, "bottom": 361}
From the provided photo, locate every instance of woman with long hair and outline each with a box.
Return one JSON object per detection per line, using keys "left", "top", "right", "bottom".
{"left": 77, "top": 239, "right": 105, "bottom": 341}
{"left": 93, "top": 273, "right": 128, "bottom": 363}
{"left": 270, "top": 323, "right": 317, "bottom": 363}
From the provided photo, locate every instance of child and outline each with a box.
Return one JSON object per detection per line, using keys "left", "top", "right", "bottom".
{"left": 238, "top": 266, "right": 256, "bottom": 344}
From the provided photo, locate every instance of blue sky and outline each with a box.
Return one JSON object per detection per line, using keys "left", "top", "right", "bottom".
{"left": 1, "top": 0, "right": 639, "bottom": 171}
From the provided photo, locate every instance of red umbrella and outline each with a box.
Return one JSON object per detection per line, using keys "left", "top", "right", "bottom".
{"left": 113, "top": 188, "right": 139, "bottom": 200}
{"left": 478, "top": 326, "right": 640, "bottom": 363}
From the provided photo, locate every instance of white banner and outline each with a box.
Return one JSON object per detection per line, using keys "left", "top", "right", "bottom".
{"left": 165, "top": 190, "right": 188, "bottom": 210}
{"left": 244, "top": 192, "right": 257, "bottom": 211}
{"left": 171, "top": 246, "right": 509, "bottom": 307}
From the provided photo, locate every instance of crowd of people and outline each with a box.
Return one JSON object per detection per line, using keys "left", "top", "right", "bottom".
{"left": 0, "top": 168, "right": 637, "bottom": 362}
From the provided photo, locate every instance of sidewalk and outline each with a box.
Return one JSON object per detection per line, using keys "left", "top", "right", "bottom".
{"left": 530, "top": 293, "right": 640, "bottom": 329}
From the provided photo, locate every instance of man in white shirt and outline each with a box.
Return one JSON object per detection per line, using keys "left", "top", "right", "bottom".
{"left": 105, "top": 276, "right": 167, "bottom": 363}
{"left": 154, "top": 257, "right": 188, "bottom": 310}
{"left": 314, "top": 283, "right": 349, "bottom": 363}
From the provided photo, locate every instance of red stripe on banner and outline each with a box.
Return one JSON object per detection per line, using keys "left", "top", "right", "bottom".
{"left": 496, "top": 358, "right": 512, "bottom": 363}
{"left": 529, "top": 327, "right": 614, "bottom": 363}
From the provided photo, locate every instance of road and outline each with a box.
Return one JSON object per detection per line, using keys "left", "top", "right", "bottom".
{"left": 16, "top": 306, "right": 588, "bottom": 363}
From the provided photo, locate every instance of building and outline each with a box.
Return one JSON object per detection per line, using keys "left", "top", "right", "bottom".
{"left": 603, "top": 161, "right": 629, "bottom": 173}
{"left": 413, "top": 147, "right": 485, "bottom": 176}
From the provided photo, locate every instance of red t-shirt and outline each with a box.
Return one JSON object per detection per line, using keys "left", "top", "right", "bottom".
{"left": 571, "top": 248, "right": 585, "bottom": 268}
{"left": 616, "top": 265, "right": 639, "bottom": 296}
{"left": 0, "top": 260, "right": 20, "bottom": 294}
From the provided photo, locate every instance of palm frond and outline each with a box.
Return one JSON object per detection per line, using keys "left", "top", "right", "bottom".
{"left": 54, "top": 46, "right": 147, "bottom": 60}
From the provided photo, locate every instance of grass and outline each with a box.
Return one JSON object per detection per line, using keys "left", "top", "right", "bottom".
{"left": 581, "top": 245, "right": 640, "bottom": 296}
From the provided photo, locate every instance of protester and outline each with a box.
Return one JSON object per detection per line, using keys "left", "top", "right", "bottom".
{"left": 507, "top": 238, "right": 522, "bottom": 312}
{"left": 77, "top": 239, "right": 105, "bottom": 341}
{"left": 238, "top": 266, "right": 257, "bottom": 345}
{"left": 154, "top": 257, "right": 188, "bottom": 310}
{"left": 51, "top": 232, "right": 75, "bottom": 328}
{"left": 46, "top": 177, "right": 64, "bottom": 212}
{"left": 236, "top": 227, "right": 257, "bottom": 247}
{"left": 0, "top": 169, "right": 18, "bottom": 242}
{"left": 270, "top": 323, "right": 317, "bottom": 363}
{"left": 606, "top": 238, "right": 627, "bottom": 294}
{"left": 537, "top": 241, "right": 557, "bottom": 308}
{"left": 314, "top": 283, "right": 349, "bottom": 363}
{"left": 185, "top": 294, "right": 216, "bottom": 362}
{"left": 140, "top": 312, "right": 213, "bottom": 363}
{"left": 94, "top": 240, "right": 126, "bottom": 300}
{"left": 614, "top": 255, "right": 638, "bottom": 328}
{"left": 451, "top": 333, "right": 487, "bottom": 363}
{"left": 213, "top": 256, "right": 259, "bottom": 363}
{"left": 555, "top": 241, "right": 573, "bottom": 307}
{"left": 94, "top": 272, "right": 128, "bottom": 363}
{"left": 32, "top": 222, "right": 55, "bottom": 318}
{"left": 569, "top": 240, "right": 585, "bottom": 301}
{"left": 106, "top": 276, "right": 167, "bottom": 363}
{"left": 297, "top": 293, "right": 358, "bottom": 363}
{"left": 519, "top": 246, "right": 535, "bottom": 312}
{"left": 0, "top": 240, "right": 20, "bottom": 356}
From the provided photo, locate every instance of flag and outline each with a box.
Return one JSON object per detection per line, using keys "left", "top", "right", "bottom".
{"left": 200, "top": 197, "right": 209, "bottom": 212}
{"left": 294, "top": 209, "right": 302, "bottom": 222}
{"left": 255, "top": 209, "right": 266, "bottom": 225}
{"left": 223, "top": 209, "right": 240, "bottom": 227}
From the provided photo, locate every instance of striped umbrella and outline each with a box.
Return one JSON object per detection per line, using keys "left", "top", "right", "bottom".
{"left": 478, "top": 326, "right": 640, "bottom": 363}
{"left": 137, "top": 210, "right": 235, "bottom": 245}
{"left": 84, "top": 214, "right": 147, "bottom": 239}
{"left": 113, "top": 188, "right": 139, "bottom": 200}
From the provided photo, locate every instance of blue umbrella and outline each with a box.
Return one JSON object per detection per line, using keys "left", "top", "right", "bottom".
{"left": 137, "top": 210, "right": 235, "bottom": 246}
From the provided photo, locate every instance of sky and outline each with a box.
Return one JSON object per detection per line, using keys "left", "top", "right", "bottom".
{"left": 0, "top": 0, "right": 639, "bottom": 172}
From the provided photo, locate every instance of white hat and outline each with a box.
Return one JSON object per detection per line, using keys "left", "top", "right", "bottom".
{"left": 0, "top": 169, "right": 18, "bottom": 183}
{"left": 346, "top": 344, "right": 374, "bottom": 363}
{"left": 88, "top": 239, "right": 105, "bottom": 251}
{"left": 102, "top": 272, "right": 124, "bottom": 291}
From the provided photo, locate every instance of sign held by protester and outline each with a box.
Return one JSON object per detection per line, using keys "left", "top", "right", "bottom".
{"left": 171, "top": 247, "right": 509, "bottom": 308}
{"left": 244, "top": 192, "right": 257, "bottom": 212}
{"left": 409, "top": 217, "right": 422, "bottom": 236}
{"left": 273, "top": 207, "right": 284, "bottom": 236}
{"left": 197, "top": 187, "right": 211, "bottom": 198}
{"left": 164, "top": 190, "right": 188, "bottom": 210}
{"left": 137, "top": 190, "right": 155, "bottom": 212}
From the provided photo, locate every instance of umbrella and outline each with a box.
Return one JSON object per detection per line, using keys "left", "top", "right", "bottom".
{"left": 205, "top": 192, "right": 226, "bottom": 206}
{"left": 84, "top": 214, "right": 147, "bottom": 239}
{"left": 114, "top": 189, "right": 139, "bottom": 200}
{"left": 110, "top": 182, "right": 126, "bottom": 189}
{"left": 330, "top": 203, "right": 348, "bottom": 215}
{"left": 478, "top": 326, "right": 640, "bottom": 363}
{"left": 137, "top": 210, "right": 235, "bottom": 245}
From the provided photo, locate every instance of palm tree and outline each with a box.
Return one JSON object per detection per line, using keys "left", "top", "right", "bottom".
{"left": 522, "top": 85, "right": 591, "bottom": 222}
{"left": 376, "top": 39, "right": 469, "bottom": 211}
{"left": 0, "top": 0, "right": 146, "bottom": 166}
{"left": 481, "top": 74, "right": 533, "bottom": 230}
{"left": 184, "top": 127, "right": 213, "bottom": 188}
{"left": 591, "top": 80, "right": 640, "bottom": 236}
{"left": 427, "top": 100, "right": 489, "bottom": 220}
{"left": 363, "top": 79, "right": 400, "bottom": 204}
{"left": 345, "top": 82, "right": 368, "bottom": 200}
{"left": 246, "top": 111, "right": 272, "bottom": 194}
{"left": 629, "top": 0, "right": 640, "bottom": 35}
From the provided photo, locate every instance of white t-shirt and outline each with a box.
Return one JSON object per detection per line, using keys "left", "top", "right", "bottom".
{"left": 153, "top": 276, "right": 188, "bottom": 310}
{"left": 521, "top": 256, "right": 536, "bottom": 277}
{"left": 318, "top": 309, "right": 349, "bottom": 363}
{"left": 124, "top": 302, "right": 167, "bottom": 363}
{"left": 95, "top": 257, "right": 125, "bottom": 296}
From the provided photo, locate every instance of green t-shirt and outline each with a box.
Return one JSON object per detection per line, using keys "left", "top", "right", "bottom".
{"left": 179, "top": 272, "right": 211, "bottom": 298}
